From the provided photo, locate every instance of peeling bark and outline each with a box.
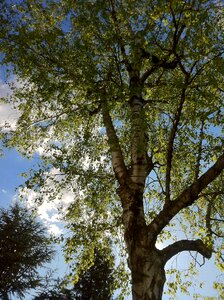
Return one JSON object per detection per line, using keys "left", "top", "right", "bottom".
{"left": 129, "top": 76, "right": 152, "bottom": 191}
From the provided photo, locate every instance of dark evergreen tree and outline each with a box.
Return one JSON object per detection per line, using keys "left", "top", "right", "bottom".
{"left": 33, "top": 278, "right": 73, "bottom": 300}
{"left": 0, "top": 203, "right": 54, "bottom": 299}
{"left": 33, "top": 249, "right": 115, "bottom": 300}
{"left": 72, "top": 248, "right": 115, "bottom": 300}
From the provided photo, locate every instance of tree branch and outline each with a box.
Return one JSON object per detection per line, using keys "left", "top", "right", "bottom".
{"left": 165, "top": 88, "right": 186, "bottom": 203}
{"left": 205, "top": 196, "right": 224, "bottom": 238}
{"left": 169, "top": 1, "right": 186, "bottom": 54}
{"left": 140, "top": 65, "right": 158, "bottom": 84}
{"left": 194, "top": 119, "right": 205, "bottom": 180}
{"left": 199, "top": 190, "right": 224, "bottom": 198}
{"left": 101, "top": 102, "right": 127, "bottom": 184}
{"left": 109, "top": 0, "right": 132, "bottom": 72}
{"left": 148, "top": 153, "right": 224, "bottom": 240}
{"left": 161, "top": 239, "right": 212, "bottom": 264}
{"left": 205, "top": 200, "right": 213, "bottom": 236}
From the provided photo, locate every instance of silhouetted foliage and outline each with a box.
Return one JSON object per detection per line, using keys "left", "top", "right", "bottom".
{"left": 0, "top": 203, "right": 54, "bottom": 299}
{"left": 33, "top": 248, "right": 115, "bottom": 300}
{"left": 72, "top": 248, "right": 114, "bottom": 300}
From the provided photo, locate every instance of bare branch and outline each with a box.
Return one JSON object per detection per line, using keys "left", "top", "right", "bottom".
{"left": 210, "top": 218, "right": 224, "bottom": 223}
{"left": 189, "top": 251, "right": 206, "bottom": 268}
{"left": 205, "top": 200, "right": 213, "bottom": 236}
{"left": 161, "top": 239, "right": 212, "bottom": 264}
{"left": 153, "top": 169, "right": 166, "bottom": 195}
{"left": 169, "top": 1, "right": 186, "bottom": 54}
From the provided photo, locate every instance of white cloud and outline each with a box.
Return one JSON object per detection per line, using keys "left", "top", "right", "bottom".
{"left": 0, "top": 79, "right": 20, "bottom": 130}
{"left": 0, "top": 103, "right": 19, "bottom": 129}
{"left": 0, "top": 80, "right": 12, "bottom": 98}
{"left": 1, "top": 189, "right": 7, "bottom": 194}
{"left": 47, "top": 223, "right": 63, "bottom": 235}
{"left": 19, "top": 185, "right": 74, "bottom": 235}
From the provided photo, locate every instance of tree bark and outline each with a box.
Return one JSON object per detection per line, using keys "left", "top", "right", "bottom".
{"left": 130, "top": 247, "right": 166, "bottom": 300}
{"left": 119, "top": 187, "right": 165, "bottom": 300}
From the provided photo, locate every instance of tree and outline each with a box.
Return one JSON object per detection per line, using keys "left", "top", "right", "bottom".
{"left": 0, "top": 203, "right": 54, "bottom": 299}
{"left": 0, "top": 1, "right": 224, "bottom": 299}
{"left": 72, "top": 248, "right": 115, "bottom": 300}
{"left": 34, "top": 248, "right": 115, "bottom": 300}
{"left": 33, "top": 278, "right": 73, "bottom": 300}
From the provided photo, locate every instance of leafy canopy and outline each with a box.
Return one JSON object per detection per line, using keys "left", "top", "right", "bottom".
{"left": 0, "top": 0, "right": 224, "bottom": 298}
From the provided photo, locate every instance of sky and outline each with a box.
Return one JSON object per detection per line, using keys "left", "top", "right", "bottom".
{"left": 0, "top": 75, "right": 222, "bottom": 300}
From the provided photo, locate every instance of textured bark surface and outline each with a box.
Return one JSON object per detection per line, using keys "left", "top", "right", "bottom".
{"left": 130, "top": 248, "right": 166, "bottom": 300}
{"left": 119, "top": 186, "right": 165, "bottom": 300}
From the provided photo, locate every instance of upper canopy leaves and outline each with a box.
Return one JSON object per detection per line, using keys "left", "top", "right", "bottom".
{"left": 0, "top": 0, "right": 224, "bottom": 297}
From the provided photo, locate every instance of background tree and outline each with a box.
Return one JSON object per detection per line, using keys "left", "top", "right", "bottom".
{"left": 33, "top": 278, "right": 73, "bottom": 300}
{"left": 72, "top": 248, "right": 115, "bottom": 300}
{"left": 0, "top": 1, "right": 224, "bottom": 299}
{"left": 0, "top": 203, "right": 54, "bottom": 300}
{"left": 33, "top": 248, "right": 115, "bottom": 300}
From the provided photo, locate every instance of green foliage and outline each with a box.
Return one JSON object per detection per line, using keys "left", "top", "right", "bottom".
{"left": 0, "top": 203, "right": 54, "bottom": 299}
{"left": 0, "top": 0, "right": 223, "bottom": 298}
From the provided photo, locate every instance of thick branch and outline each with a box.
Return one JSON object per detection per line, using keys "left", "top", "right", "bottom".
{"left": 101, "top": 102, "right": 127, "bottom": 184}
{"left": 148, "top": 153, "right": 224, "bottom": 239}
{"left": 162, "top": 239, "right": 212, "bottom": 264}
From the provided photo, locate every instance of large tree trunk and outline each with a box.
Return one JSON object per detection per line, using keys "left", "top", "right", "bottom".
{"left": 120, "top": 187, "right": 166, "bottom": 300}
{"left": 129, "top": 244, "right": 166, "bottom": 300}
